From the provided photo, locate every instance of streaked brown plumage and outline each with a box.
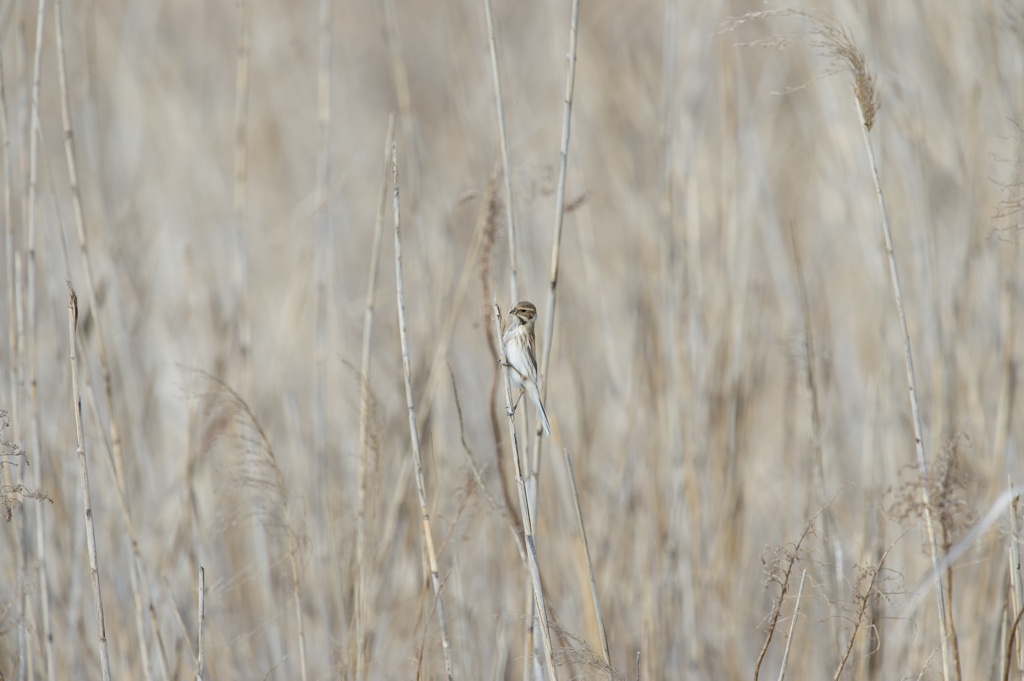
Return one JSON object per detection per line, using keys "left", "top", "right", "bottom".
{"left": 502, "top": 301, "right": 551, "bottom": 436}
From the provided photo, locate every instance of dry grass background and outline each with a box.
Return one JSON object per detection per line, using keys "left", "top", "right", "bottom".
{"left": 1, "top": 0, "right": 1024, "bottom": 679}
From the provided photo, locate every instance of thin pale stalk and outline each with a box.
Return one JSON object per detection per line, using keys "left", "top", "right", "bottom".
{"left": 393, "top": 142, "right": 455, "bottom": 681}
{"left": 776, "top": 570, "right": 807, "bottom": 681}
{"left": 523, "top": 585, "right": 535, "bottom": 681}
{"left": 2, "top": 25, "right": 14, "bottom": 459}
{"left": 165, "top": 578, "right": 196, "bottom": 667}
{"left": 55, "top": 0, "right": 125, "bottom": 501}
{"left": 69, "top": 289, "right": 112, "bottom": 681}
{"left": 0, "top": 50, "right": 16, "bottom": 628}
{"left": 994, "top": 258, "right": 1015, "bottom": 474}
{"left": 233, "top": 0, "right": 252, "bottom": 397}
{"left": 482, "top": 0, "right": 518, "bottom": 302}
{"left": 8, "top": 254, "right": 25, "bottom": 681}
{"left": 834, "top": 542, "right": 896, "bottom": 681}
{"left": 493, "top": 303, "right": 558, "bottom": 681}
{"left": 381, "top": 0, "right": 416, "bottom": 199}
{"left": 446, "top": 364, "right": 526, "bottom": 566}
{"left": 528, "top": 7, "right": 580, "bottom": 673}
{"left": 789, "top": 221, "right": 843, "bottom": 661}
{"left": 562, "top": 447, "right": 609, "bottom": 665}
{"left": 24, "top": 2, "right": 46, "bottom": 679}
{"left": 54, "top": 4, "right": 168, "bottom": 677}
{"left": 288, "top": 508, "right": 308, "bottom": 681}
{"left": 537, "top": 0, "right": 580, "bottom": 404}
{"left": 23, "top": 2, "right": 46, "bottom": 675}
{"left": 125, "top": 542, "right": 152, "bottom": 681}
{"left": 356, "top": 112, "right": 394, "bottom": 681}
{"left": 0, "top": 25, "right": 27, "bottom": 681}
{"left": 196, "top": 566, "right": 205, "bottom": 681}
{"left": 414, "top": 192, "right": 489, "bottom": 435}
{"left": 309, "top": 7, "right": 333, "bottom": 662}
{"left": 313, "top": 0, "right": 333, "bottom": 506}
{"left": 857, "top": 101, "right": 951, "bottom": 681}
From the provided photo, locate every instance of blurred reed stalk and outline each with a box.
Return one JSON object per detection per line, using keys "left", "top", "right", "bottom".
{"left": 776, "top": 569, "right": 806, "bottom": 681}
{"left": 0, "top": 24, "right": 30, "bottom": 681}
{"left": 536, "top": 0, "right": 579, "bottom": 436}
{"left": 733, "top": 8, "right": 959, "bottom": 677}
{"left": 167, "top": 576, "right": 197, "bottom": 668}
{"left": 217, "top": 374, "right": 310, "bottom": 681}
{"left": 1006, "top": 604, "right": 1024, "bottom": 681}
{"left": 1, "top": 33, "right": 13, "bottom": 471}
{"left": 753, "top": 517, "right": 815, "bottom": 681}
{"left": 381, "top": 0, "right": 416, "bottom": 199}
{"left": 832, "top": 541, "right": 897, "bottom": 680}
{"left": 493, "top": 302, "right": 557, "bottom": 681}
{"left": 22, "top": 0, "right": 47, "bottom": 676}
{"left": 392, "top": 141, "right": 455, "bottom": 681}
{"left": 1010, "top": 487, "right": 1023, "bottom": 673}
{"left": 446, "top": 363, "right": 526, "bottom": 565}
{"left": 476, "top": 161, "right": 517, "bottom": 524}
{"left": 414, "top": 177, "right": 493, "bottom": 437}
{"left": 524, "top": 3, "right": 580, "bottom": 674}
{"left": 54, "top": 1, "right": 172, "bottom": 676}
{"left": 68, "top": 287, "right": 112, "bottom": 681}
{"left": 482, "top": 0, "right": 519, "bottom": 303}
{"left": 993, "top": 251, "right": 1016, "bottom": 474}
{"left": 356, "top": 111, "right": 394, "bottom": 681}
{"left": 313, "top": 0, "right": 333, "bottom": 512}
{"left": 787, "top": 220, "right": 844, "bottom": 660}
{"left": 562, "top": 447, "right": 610, "bottom": 665}
{"left": 232, "top": 0, "right": 252, "bottom": 397}
{"left": 228, "top": 3, "right": 283, "bottom": 669}
{"left": 846, "top": 24, "right": 957, "bottom": 681}
{"left": 196, "top": 566, "right": 206, "bottom": 681}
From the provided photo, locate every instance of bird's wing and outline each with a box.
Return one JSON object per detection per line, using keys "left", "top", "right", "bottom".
{"left": 527, "top": 332, "right": 538, "bottom": 380}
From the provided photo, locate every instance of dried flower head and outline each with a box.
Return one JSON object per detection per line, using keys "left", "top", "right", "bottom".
{"left": 725, "top": 8, "right": 881, "bottom": 129}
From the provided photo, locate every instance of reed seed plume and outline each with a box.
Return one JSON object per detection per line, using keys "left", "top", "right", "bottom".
{"left": 195, "top": 371, "right": 309, "bottom": 681}
{"left": 725, "top": 8, "right": 880, "bottom": 129}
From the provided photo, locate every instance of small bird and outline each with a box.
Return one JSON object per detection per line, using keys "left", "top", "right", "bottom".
{"left": 502, "top": 301, "right": 551, "bottom": 436}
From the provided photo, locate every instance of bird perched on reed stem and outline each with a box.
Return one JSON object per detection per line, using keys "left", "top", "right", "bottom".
{"left": 502, "top": 301, "right": 551, "bottom": 436}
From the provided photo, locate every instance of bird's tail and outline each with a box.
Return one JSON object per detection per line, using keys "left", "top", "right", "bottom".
{"left": 525, "top": 381, "right": 552, "bottom": 436}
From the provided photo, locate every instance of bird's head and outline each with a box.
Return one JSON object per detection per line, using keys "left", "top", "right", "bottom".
{"left": 509, "top": 301, "right": 538, "bottom": 328}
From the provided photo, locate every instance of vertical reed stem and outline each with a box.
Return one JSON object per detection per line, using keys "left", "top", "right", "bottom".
{"left": 233, "top": 0, "right": 252, "bottom": 397}
{"left": 857, "top": 100, "right": 951, "bottom": 681}
{"left": 776, "top": 570, "right": 807, "bottom": 681}
{"left": 393, "top": 142, "right": 456, "bottom": 681}
{"left": 356, "top": 112, "right": 395, "bottom": 681}
{"left": 23, "top": 2, "right": 47, "bottom": 676}
{"left": 562, "top": 447, "right": 609, "bottom": 664}
{"left": 69, "top": 288, "right": 112, "bottom": 681}
{"left": 482, "top": 0, "right": 519, "bottom": 303}
{"left": 537, "top": 0, "right": 580, "bottom": 398}
{"left": 196, "top": 566, "right": 205, "bottom": 681}
{"left": 493, "top": 304, "right": 558, "bottom": 681}
{"left": 0, "top": 23, "right": 33, "bottom": 681}
{"left": 55, "top": 2, "right": 170, "bottom": 676}
{"left": 313, "top": 0, "right": 333, "bottom": 509}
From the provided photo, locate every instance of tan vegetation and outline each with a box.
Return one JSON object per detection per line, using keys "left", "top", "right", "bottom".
{"left": 1, "top": 1, "right": 1024, "bottom": 680}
